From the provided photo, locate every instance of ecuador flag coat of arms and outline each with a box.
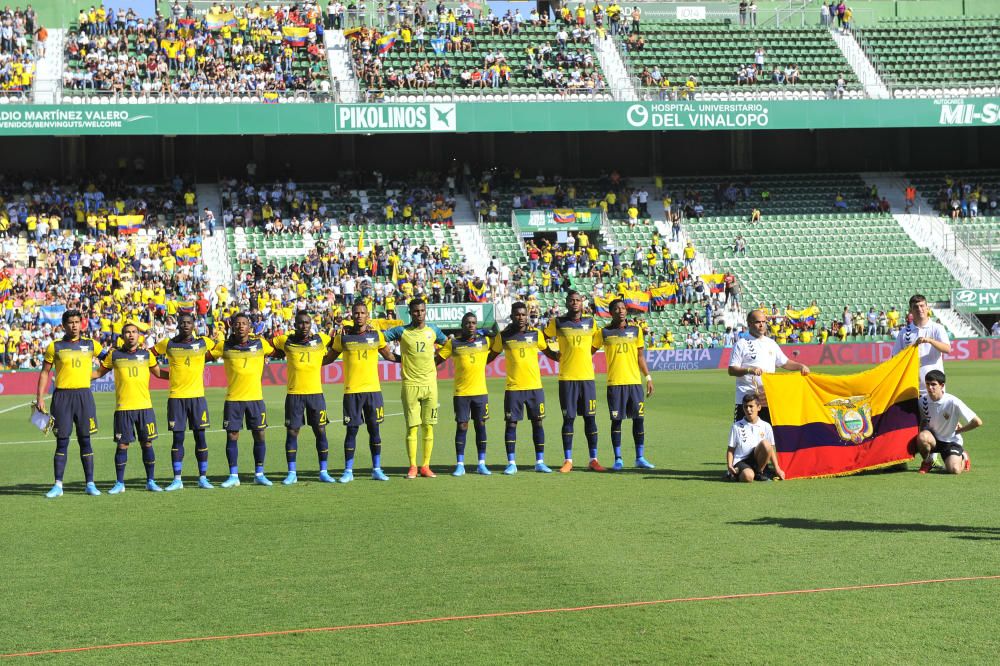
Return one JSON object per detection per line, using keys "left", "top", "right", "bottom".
{"left": 761, "top": 347, "right": 919, "bottom": 479}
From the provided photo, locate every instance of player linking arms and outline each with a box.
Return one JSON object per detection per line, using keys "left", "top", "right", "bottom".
{"left": 384, "top": 298, "right": 448, "bottom": 479}
{"left": 328, "top": 302, "right": 397, "bottom": 482}
{"left": 271, "top": 311, "right": 339, "bottom": 485}
{"left": 436, "top": 312, "right": 497, "bottom": 476}
{"left": 93, "top": 323, "right": 169, "bottom": 494}
{"left": 595, "top": 299, "right": 655, "bottom": 470}
{"left": 210, "top": 313, "right": 275, "bottom": 488}
{"left": 491, "top": 302, "right": 552, "bottom": 474}
{"left": 152, "top": 312, "right": 219, "bottom": 491}
{"left": 36, "top": 309, "right": 103, "bottom": 498}
{"left": 544, "top": 291, "right": 603, "bottom": 473}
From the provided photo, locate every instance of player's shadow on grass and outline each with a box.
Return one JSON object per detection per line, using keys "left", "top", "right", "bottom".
{"left": 637, "top": 468, "right": 727, "bottom": 482}
{"left": 731, "top": 517, "right": 1000, "bottom": 540}
{"left": 0, "top": 482, "right": 91, "bottom": 497}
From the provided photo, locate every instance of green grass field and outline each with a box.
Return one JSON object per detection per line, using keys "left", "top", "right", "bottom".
{"left": 1, "top": 362, "right": 999, "bottom": 663}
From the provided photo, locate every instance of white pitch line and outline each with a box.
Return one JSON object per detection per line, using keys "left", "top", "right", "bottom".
{"left": 0, "top": 401, "right": 33, "bottom": 415}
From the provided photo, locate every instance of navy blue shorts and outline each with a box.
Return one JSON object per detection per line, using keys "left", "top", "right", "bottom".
{"left": 504, "top": 388, "right": 546, "bottom": 422}
{"left": 285, "top": 393, "right": 328, "bottom": 429}
{"left": 343, "top": 392, "right": 384, "bottom": 426}
{"left": 934, "top": 440, "right": 965, "bottom": 460}
{"left": 114, "top": 408, "right": 158, "bottom": 444}
{"left": 51, "top": 388, "right": 98, "bottom": 439}
{"left": 454, "top": 394, "right": 489, "bottom": 423}
{"left": 607, "top": 385, "right": 645, "bottom": 420}
{"left": 558, "top": 380, "right": 597, "bottom": 419}
{"left": 734, "top": 454, "right": 762, "bottom": 477}
{"left": 223, "top": 400, "right": 268, "bottom": 432}
{"left": 167, "top": 397, "right": 210, "bottom": 432}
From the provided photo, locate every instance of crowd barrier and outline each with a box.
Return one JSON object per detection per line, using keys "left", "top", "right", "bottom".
{"left": 1, "top": 338, "right": 998, "bottom": 396}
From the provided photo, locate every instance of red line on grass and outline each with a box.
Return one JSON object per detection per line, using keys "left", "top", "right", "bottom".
{"left": 4, "top": 574, "right": 999, "bottom": 658}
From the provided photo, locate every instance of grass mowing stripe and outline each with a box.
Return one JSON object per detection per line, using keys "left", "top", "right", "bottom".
{"left": 5, "top": 574, "right": 999, "bottom": 659}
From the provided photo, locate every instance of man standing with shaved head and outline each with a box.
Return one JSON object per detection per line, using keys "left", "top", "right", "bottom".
{"left": 727, "top": 309, "right": 810, "bottom": 423}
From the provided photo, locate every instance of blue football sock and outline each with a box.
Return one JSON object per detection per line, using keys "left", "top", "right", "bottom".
{"left": 252, "top": 436, "right": 266, "bottom": 474}
{"left": 54, "top": 437, "right": 69, "bottom": 482}
{"left": 532, "top": 420, "right": 545, "bottom": 461}
{"left": 115, "top": 446, "right": 128, "bottom": 483}
{"left": 226, "top": 437, "right": 239, "bottom": 474}
{"left": 633, "top": 418, "right": 645, "bottom": 459}
{"left": 171, "top": 430, "right": 185, "bottom": 475}
{"left": 79, "top": 436, "right": 95, "bottom": 483}
{"left": 611, "top": 419, "right": 623, "bottom": 460}
{"left": 562, "top": 418, "right": 574, "bottom": 460}
{"left": 474, "top": 421, "right": 488, "bottom": 462}
{"left": 584, "top": 415, "right": 599, "bottom": 460}
{"left": 505, "top": 422, "right": 517, "bottom": 463}
{"left": 140, "top": 441, "right": 155, "bottom": 481}
{"left": 368, "top": 422, "right": 382, "bottom": 467}
{"left": 194, "top": 429, "right": 209, "bottom": 476}
{"left": 455, "top": 426, "right": 467, "bottom": 463}
{"left": 315, "top": 428, "right": 329, "bottom": 471}
{"left": 345, "top": 425, "right": 359, "bottom": 471}
{"left": 285, "top": 431, "right": 298, "bottom": 472}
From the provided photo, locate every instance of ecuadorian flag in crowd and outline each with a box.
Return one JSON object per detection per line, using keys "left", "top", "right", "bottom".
{"left": 623, "top": 289, "right": 650, "bottom": 312}
{"left": 205, "top": 11, "right": 237, "bottom": 30}
{"left": 377, "top": 32, "right": 397, "bottom": 54}
{"left": 552, "top": 209, "right": 576, "bottom": 224}
{"left": 762, "top": 347, "right": 920, "bottom": 479}
{"left": 467, "top": 279, "right": 488, "bottom": 303}
{"left": 785, "top": 305, "right": 819, "bottom": 329}
{"left": 650, "top": 284, "right": 678, "bottom": 306}
{"left": 593, "top": 295, "right": 612, "bottom": 318}
{"left": 282, "top": 26, "right": 309, "bottom": 46}
{"left": 110, "top": 214, "right": 144, "bottom": 235}
{"left": 700, "top": 273, "right": 726, "bottom": 294}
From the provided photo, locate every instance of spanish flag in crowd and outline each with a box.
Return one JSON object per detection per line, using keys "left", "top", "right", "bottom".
{"left": 762, "top": 347, "right": 919, "bottom": 480}
{"left": 376, "top": 31, "right": 397, "bottom": 54}
{"left": 700, "top": 273, "right": 726, "bottom": 294}
{"left": 282, "top": 25, "right": 309, "bottom": 46}
{"left": 205, "top": 11, "right": 237, "bottom": 30}
{"left": 593, "top": 295, "right": 612, "bottom": 318}
{"left": 650, "top": 284, "right": 678, "bottom": 306}
{"left": 623, "top": 289, "right": 650, "bottom": 312}
{"left": 467, "top": 279, "right": 488, "bottom": 303}
{"left": 110, "top": 214, "right": 144, "bottom": 235}
{"left": 785, "top": 305, "right": 819, "bottom": 329}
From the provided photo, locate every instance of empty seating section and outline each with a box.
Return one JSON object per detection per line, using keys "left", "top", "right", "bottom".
{"left": 625, "top": 22, "right": 858, "bottom": 97}
{"left": 351, "top": 25, "right": 609, "bottom": 100}
{"left": 685, "top": 213, "right": 959, "bottom": 315}
{"left": 859, "top": 18, "right": 1000, "bottom": 91}
{"left": 481, "top": 221, "right": 527, "bottom": 267}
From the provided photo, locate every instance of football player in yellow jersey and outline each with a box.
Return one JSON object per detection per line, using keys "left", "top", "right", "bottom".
{"left": 209, "top": 313, "right": 275, "bottom": 488}
{"left": 594, "top": 300, "right": 655, "bottom": 471}
{"left": 436, "top": 312, "right": 498, "bottom": 477}
{"left": 490, "top": 302, "right": 553, "bottom": 473}
{"left": 271, "top": 311, "right": 338, "bottom": 485}
{"left": 383, "top": 298, "right": 448, "bottom": 479}
{"left": 329, "top": 301, "right": 397, "bottom": 482}
{"left": 36, "top": 310, "right": 104, "bottom": 498}
{"left": 93, "top": 323, "right": 169, "bottom": 494}
{"left": 543, "top": 291, "right": 603, "bottom": 473}
{"left": 152, "top": 312, "right": 219, "bottom": 491}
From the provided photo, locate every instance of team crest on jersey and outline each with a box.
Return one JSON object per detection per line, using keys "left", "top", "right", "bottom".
{"left": 826, "top": 395, "right": 874, "bottom": 444}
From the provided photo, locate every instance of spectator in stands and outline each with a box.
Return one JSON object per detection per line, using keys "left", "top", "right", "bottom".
{"left": 785, "top": 64, "right": 799, "bottom": 85}
{"left": 991, "top": 321, "right": 1000, "bottom": 337}
{"left": 834, "top": 74, "right": 846, "bottom": 99}
{"left": 732, "top": 234, "right": 747, "bottom": 257}
{"left": 752, "top": 46, "right": 766, "bottom": 74}
{"left": 841, "top": 5, "right": 853, "bottom": 34}
{"left": 771, "top": 66, "right": 785, "bottom": 84}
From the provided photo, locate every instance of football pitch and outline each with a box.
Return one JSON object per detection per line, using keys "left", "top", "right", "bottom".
{"left": 1, "top": 362, "right": 998, "bottom": 663}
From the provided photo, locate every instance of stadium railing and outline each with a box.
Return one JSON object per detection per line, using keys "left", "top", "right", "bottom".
{"left": 56, "top": 89, "right": 336, "bottom": 104}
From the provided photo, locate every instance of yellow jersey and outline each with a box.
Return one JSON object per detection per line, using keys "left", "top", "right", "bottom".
{"left": 491, "top": 328, "right": 546, "bottom": 391}
{"left": 273, "top": 332, "right": 331, "bottom": 395}
{"left": 333, "top": 328, "right": 387, "bottom": 394}
{"left": 438, "top": 333, "right": 491, "bottom": 397}
{"left": 543, "top": 316, "right": 599, "bottom": 381}
{"left": 44, "top": 337, "right": 102, "bottom": 389}
{"left": 153, "top": 335, "right": 215, "bottom": 398}
{"left": 595, "top": 325, "right": 644, "bottom": 386}
{"left": 102, "top": 347, "right": 157, "bottom": 410}
{"left": 211, "top": 336, "right": 274, "bottom": 402}
{"left": 384, "top": 324, "right": 447, "bottom": 387}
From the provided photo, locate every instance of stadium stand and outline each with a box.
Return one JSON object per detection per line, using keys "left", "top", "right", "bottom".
{"left": 61, "top": 4, "right": 331, "bottom": 102}
{"left": 622, "top": 21, "right": 862, "bottom": 100}
{"left": 857, "top": 17, "right": 1000, "bottom": 97}
{"left": 0, "top": 6, "right": 37, "bottom": 99}
{"left": 349, "top": 23, "right": 611, "bottom": 101}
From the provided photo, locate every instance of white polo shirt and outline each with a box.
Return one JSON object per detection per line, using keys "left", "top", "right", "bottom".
{"left": 728, "top": 418, "right": 774, "bottom": 462}
{"left": 892, "top": 321, "right": 949, "bottom": 391}
{"left": 919, "top": 392, "right": 977, "bottom": 446}
{"left": 729, "top": 335, "right": 789, "bottom": 404}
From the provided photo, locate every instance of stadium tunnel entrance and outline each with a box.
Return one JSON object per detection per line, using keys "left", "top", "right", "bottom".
{"left": 2, "top": 127, "right": 995, "bottom": 179}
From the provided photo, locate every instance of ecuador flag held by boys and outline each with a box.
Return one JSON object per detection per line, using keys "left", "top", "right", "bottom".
{"left": 762, "top": 347, "right": 919, "bottom": 479}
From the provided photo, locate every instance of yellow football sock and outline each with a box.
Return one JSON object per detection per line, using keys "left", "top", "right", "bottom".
{"left": 406, "top": 427, "right": 418, "bottom": 466}
{"left": 421, "top": 424, "right": 434, "bottom": 467}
